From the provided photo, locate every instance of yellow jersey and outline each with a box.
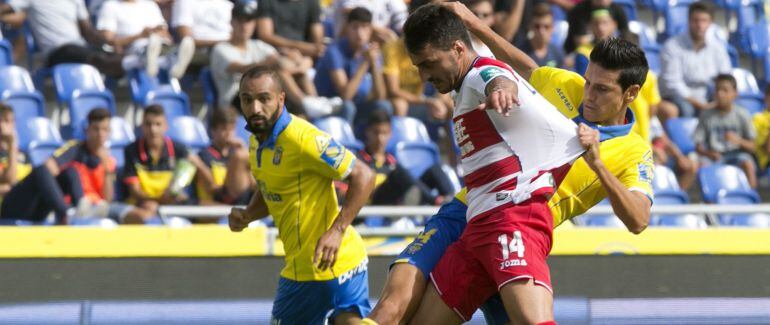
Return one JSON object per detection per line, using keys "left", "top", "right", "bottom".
{"left": 456, "top": 67, "right": 654, "bottom": 226}
{"left": 753, "top": 110, "right": 770, "bottom": 168}
{"left": 382, "top": 39, "right": 424, "bottom": 96}
{"left": 249, "top": 109, "right": 367, "bottom": 281}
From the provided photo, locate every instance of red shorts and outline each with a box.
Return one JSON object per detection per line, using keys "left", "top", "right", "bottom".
{"left": 429, "top": 197, "right": 554, "bottom": 321}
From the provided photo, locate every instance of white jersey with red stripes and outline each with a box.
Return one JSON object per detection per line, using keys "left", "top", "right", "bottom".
{"left": 452, "top": 57, "right": 585, "bottom": 221}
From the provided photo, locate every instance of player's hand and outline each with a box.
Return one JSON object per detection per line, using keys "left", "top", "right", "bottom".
{"left": 228, "top": 207, "right": 253, "bottom": 232}
{"left": 440, "top": 2, "right": 480, "bottom": 28}
{"left": 578, "top": 123, "right": 602, "bottom": 170}
{"left": 480, "top": 85, "right": 520, "bottom": 117}
{"left": 314, "top": 225, "right": 344, "bottom": 271}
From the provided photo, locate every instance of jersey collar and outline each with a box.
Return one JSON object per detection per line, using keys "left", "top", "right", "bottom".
{"left": 257, "top": 106, "right": 291, "bottom": 150}
{"left": 573, "top": 105, "right": 635, "bottom": 141}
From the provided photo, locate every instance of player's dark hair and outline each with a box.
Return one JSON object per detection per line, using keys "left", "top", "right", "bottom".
{"left": 0, "top": 102, "right": 13, "bottom": 118}
{"left": 531, "top": 3, "right": 553, "bottom": 20}
{"left": 688, "top": 1, "right": 714, "bottom": 19}
{"left": 403, "top": 4, "right": 473, "bottom": 54}
{"left": 239, "top": 65, "right": 282, "bottom": 92}
{"left": 408, "top": 0, "right": 434, "bottom": 14}
{"left": 715, "top": 73, "right": 737, "bottom": 90}
{"left": 366, "top": 110, "right": 391, "bottom": 127}
{"left": 589, "top": 37, "right": 648, "bottom": 92}
{"left": 347, "top": 7, "right": 372, "bottom": 24}
{"left": 210, "top": 108, "right": 237, "bottom": 128}
{"left": 87, "top": 107, "right": 111, "bottom": 126}
{"left": 143, "top": 104, "right": 166, "bottom": 119}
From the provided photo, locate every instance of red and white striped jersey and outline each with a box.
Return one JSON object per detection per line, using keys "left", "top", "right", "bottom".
{"left": 452, "top": 57, "right": 584, "bottom": 221}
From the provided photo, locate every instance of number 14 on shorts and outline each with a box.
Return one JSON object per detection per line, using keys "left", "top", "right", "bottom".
{"left": 499, "top": 231, "right": 527, "bottom": 269}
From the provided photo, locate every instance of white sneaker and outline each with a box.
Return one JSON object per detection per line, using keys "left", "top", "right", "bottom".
{"left": 170, "top": 36, "right": 195, "bottom": 79}
{"left": 145, "top": 34, "right": 163, "bottom": 77}
{"left": 302, "top": 96, "right": 334, "bottom": 119}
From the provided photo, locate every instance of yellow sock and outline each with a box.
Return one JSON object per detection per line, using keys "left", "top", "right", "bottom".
{"left": 361, "top": 318, "right": 379, "bottom": 325}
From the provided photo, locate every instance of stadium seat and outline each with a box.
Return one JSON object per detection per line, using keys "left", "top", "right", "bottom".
{"left": 725, "top": 0, "right": 764, "bottom": 53}
{"left": 748, "top": 20, "right": 769, "bottom": 63}
{"left": 52, "top": 64, "right": 117, "bottom": 138}
{"left": 19, "top": 117, "right": 64, "bottom": 166}
{"left": 652, "top": 165, "right": 689, "bottom": 204}
{"left": 168, "top": 116, "right": 210, "bottom": 152}
{"left": 629, "top": 21, "right": 658, "bottom": 50}
{"left": 664, "top": 117, "right": 698, "bottom": 155}
{"left": 0, "top": 66, "right": 46, "bottom": 126}
{"left": 612, "top": 0, "right": 638, "bottom": 21}
{"left": 735, "top": 97, "right": 765, "bottom": 115}
{"left": 659, "top": 0, "right": 695, "bottom": 42}
{"left": 387, "top": 116, "right": 433, "bottom": 150}
{"left": 654, "top": 214, "right": 708, "bottom": 228}
{"left": 144, "top": 88, "right": 192, "bottom": 121}
{"left": 393, "top": 142, "right": 441, "bottom": 179}
{"left": 698, "top": 164, "right": 760, "bottom": 203}
{"left": 550, "top": 3, "right": 566, "bottom": 21}
{"left": 733, "top": 68, "right": 763, "bottom": 97}
{"left": 730, "top": 213, "right": 770, "bottom": 227}
{"left": 199, "top": 67, "right": 218, "bottom": 110}
{"left": 313, "top": 116, "right": 364, "bottom": 151}
{"left": 551, "top": 21, "right": 569, "bottom": 49}
{"left": 235, "top": 116, "right": 251, "bottom": 145}
{"left": 0, "top": 39, "right": 13, "bottom": 66}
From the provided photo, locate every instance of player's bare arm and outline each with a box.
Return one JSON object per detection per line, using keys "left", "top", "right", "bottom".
{"left": 228, "top": 189, "right": 270, "bottom": 232}
{"left": 578, "top": 123, "right": 651, "bottom": 234}
{"left": 314, "top": 159, "right": 375, "bottom": 271}
{"left": 483, "top": 76, "right": 520, "bottom": 116}
{"left": 441, "top": 2, "right": 538, "bottom": 80}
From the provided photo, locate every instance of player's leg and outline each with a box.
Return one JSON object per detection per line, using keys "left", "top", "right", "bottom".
{"left": 331, "top": 263, "right": 370, "bottom": 324}
{"left": 498, "top": 279, "right": 554, "bottom": 324}
{"left": 479, "top": 294, "right": 511, "bottom": 325}
{"left": 408, "top": 283, "right": 463, "bottom": 325}
{"left": 367, "top": 199, "right": 468, "bottom": 324}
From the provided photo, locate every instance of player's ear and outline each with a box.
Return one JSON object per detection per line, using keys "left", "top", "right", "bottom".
{"left": 452, "top": 39, "right": 465, "bottom": 56}
{"left": 623, "top": 84, "right": 641, "bottom": 104}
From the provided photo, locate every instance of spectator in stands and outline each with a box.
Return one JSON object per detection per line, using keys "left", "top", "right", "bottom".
{"left": 314, "top": 7, "right": 390, "bottom": 126}
{"left": 564, "top": 0, "right": 631, "bottom": 54}
{"left": 574, "top": 9, "right": 622, "bottom": 75}
{"left": 0, "top": 104, "right": 31, "bottom": 201}
{"left": 491, "top": 0, "right": 528, "bottom": 46}
{"left": 122, "top": 105, "right": 210, "bottom": 223}
{"left": 256, "top": 0, "right": 325, "bottom": 59}
{"left": 171, "top": 0, "right": 233, "bottom": 70}
{"left": 752, "top": 84, "right": 770, "bottom": 170}
{"left": 518, "top": 3, "right": 565, "bottom": 68}
{"left": 195, "top": 109, "right": 254, "bottom": 205}
{"left": 659, "top": 1, "right": 731, "bottom": 118}
{"left": 346, "top": 111, "right": 454, "bottom": 206}
{"left": 462, "top": 0, "right": 495, "bottom": 57}
{"left": 650, "top": 116, "right": 698, "bottom": 190}
{"left": 0, "top": 109, "right": 150, "bottom": 224}
{"left": 96, "top": 0, "right": 195, "bottom": 78}
{"left": 694, "top": 74, "right": 757, "bottom": 188}
{"left": 0, "top": 0, "right": 146, "bottom": 78}
{"left": 331, "top": 0, "right": 407, "bottom": 43}
{"left": 211, "top": 2, "right": 330, "bottom": 117}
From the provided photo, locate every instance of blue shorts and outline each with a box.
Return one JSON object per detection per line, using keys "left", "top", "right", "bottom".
{"left": 391, "top": 198, "right": 468, "bottom": 279}
{"left": 271, "top": 260, "right": 371, "bottom": 324}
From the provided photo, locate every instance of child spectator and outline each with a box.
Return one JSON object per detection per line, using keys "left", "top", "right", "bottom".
{"left": 519, "top": 3, "right": 565, "bottom": 68}
{"left": 0, "top": 104, "right": 31, "bottom": 202}
{"left": 694, "top": 74, "right": 757, "bottom": 188}
{"left": 122, "top": 105, "right": 210, "bottom": 223}
{"left": 314, "top": 7, "right": 390, "bottom": 127}
{"left": 195, "top": 109, "right": 254, "bottom": 205}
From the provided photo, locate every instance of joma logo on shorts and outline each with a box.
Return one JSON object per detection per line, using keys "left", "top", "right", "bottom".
{"left": 500, "top": 259, "right": 528, "bottom": 269}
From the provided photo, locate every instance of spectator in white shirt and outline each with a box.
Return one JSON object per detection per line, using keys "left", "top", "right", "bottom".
{"left": 171, "top": 0, "right": 233, "bottom": 67}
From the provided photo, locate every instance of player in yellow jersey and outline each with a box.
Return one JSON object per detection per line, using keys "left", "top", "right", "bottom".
{"left": 227, "top": 66, "right": 376, "bottom": 324}
{"left": 361, "top": 3, "right": 654, "bottom": 325}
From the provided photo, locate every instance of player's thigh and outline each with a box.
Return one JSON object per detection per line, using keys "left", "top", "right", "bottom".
{"left": 408, "top": 282, "right": 463, "bottom": 325}
{"left": 369, "top": 263, "right": 427, "bottom": 324}
{"left": 271, "top": 277, "right": 333, "bottom": 325}
{"left": 499, "top": 279, "right": 553, "bottom": 324}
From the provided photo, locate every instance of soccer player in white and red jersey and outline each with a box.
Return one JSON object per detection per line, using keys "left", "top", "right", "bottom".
{"left": 397, "top": 4, "right": 587, "bottom": 325}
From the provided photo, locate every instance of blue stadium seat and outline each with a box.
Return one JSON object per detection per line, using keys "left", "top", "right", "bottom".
{"left": 19, "top": 117, "right": 64, "bottom": 166}
{"left": 748, "top": 20, "right": 768, "bottom": 61}
{"left": 659, "top": 0, "right": 695, "bottom": 41}
{"left": 698, "top": 164, "right": 760, "bottom": 203}
{"left": 654, "top": 214, "right": 708, "bottom": 228}
{"left": 730, "top": 213, "right": 770, "bottom": 227}
{"left": 735, "top": 97, "right": 764, "bottom": 115}
{"left": 129, "top": 69, "right": 191, "bottom": 121}
{"left": 643, "top": 46, "right": 661, "bottom": 75}
{"left": 583, "top": 215, "right": 626, "bottom": 228}
{"left": 387, "top": 116, "right": 433, "bottom": 151}
{"left": 0, "top": 66, "right": 46, "bottom": 125}
{"left": 612, "top": 0, "right": 638, "bottom": 21}
{"left": 550, "top": 4, "right": 566, "bottom": 21}
{"left": 0, "top": 39, "right": 13, "bottom": 66}
{"left": 551, "top": 20, "right": 569, "bottom": 49}
{"left": 724, "top": 0, "right": 764, "bottom": 53}
{"left": 144, "top": 88, "right": 192, "bottom": 121}
{"left": 664, "top": 117, "right": 698, "bottom": 155}
{"left": 168, "top": 116, "right": 210, "bottom": 152}
{"left": 0, "top": 65, "right": 36, "bottom": 93}
{"left": 199, "top": 67, "right": 218, "bottom": 110}
{"left": 52, "top": 64, "right": 117, "bottom": 138}
{"left": 313, "top": 116, "right": 364, "bottom": 151}
{"left": 629, "top": 21, "right": 658, "bottom": 50}
{"left": 235, "top": 116, "right": 251, "bottom": 145}
{"left": 652, "top": 165, "right": 689, "bottom": 204}
{"left": 733, "top": 68, "right": 763, "bottom": 97}
{"left": 393, "top": 142, "right": 441, "bottom": 179}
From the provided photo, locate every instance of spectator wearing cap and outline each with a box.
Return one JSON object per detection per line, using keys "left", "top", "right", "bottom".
{"left": 314, "top": 7, "right": 390, "bottom": 128}
{"left": 211, "top": 2, "right": 332, "bottom": 117}
{"left": 659, "top": 1, "right": 731, "bottom": 118}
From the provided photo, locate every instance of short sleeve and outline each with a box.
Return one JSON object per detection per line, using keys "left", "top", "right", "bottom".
{"left": 96, "top": 1, "right": 118, "bottom": 32}
{"left": 171, "top": 0, "right": 193, "bottom": 28}
{"left": 301, "top": 128, "right": 356, "bottom": 180}
{"left": 382, "top": 39, "right": 401, "bottom": 76}
{"left": 75, "top": 0, "right": 89, "bottom": 21}
{"left": 327, "top": 45, "right": 346, "bottom": 71}
{"left": 618, "top": 148, "right": 655, "bottom": 204}
{"left": 52, "top": 141, "right": 80, "bottom": 167}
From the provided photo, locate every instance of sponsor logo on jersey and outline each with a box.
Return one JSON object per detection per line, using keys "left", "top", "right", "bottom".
{"left": 480, "top": 67, "right": 506, "bottom": 82}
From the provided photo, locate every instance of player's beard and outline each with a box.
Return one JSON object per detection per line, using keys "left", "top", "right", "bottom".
{"left": 246, "top": 102, "right": 280, "bottom": 134}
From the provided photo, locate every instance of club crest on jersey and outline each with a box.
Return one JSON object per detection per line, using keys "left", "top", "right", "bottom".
{"left": 480, "top": 67, "right": 506, "bottom": 82}
{"left": 273, "top": 146, "right": 283, "bottom": 165}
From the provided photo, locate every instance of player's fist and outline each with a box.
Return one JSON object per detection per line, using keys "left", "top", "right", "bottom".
{"left": 314, "top": 226, "right": 344, "bottom": 271}
{"left": 228, "top": 207, "right": 252, "bottom": 232}
{"left": 578, "top": 123, "right": 602, "bottom": 170}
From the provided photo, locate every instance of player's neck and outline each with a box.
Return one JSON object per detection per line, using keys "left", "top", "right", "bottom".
{"left": 601, "top": 109, "right": 628, "bottom": 126}
{"left": 455, "top": 52, "right": 478, "bottom": 90}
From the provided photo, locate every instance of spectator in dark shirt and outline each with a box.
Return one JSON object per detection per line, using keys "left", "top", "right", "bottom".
{"left": 564, "top": 0, "right": 630, "bottom": 53}
{"left": 256, "top": 0, "right": 325, "bottom": 59}
{"left": 518, "top": 3, "right": 565, "bottom": 68}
